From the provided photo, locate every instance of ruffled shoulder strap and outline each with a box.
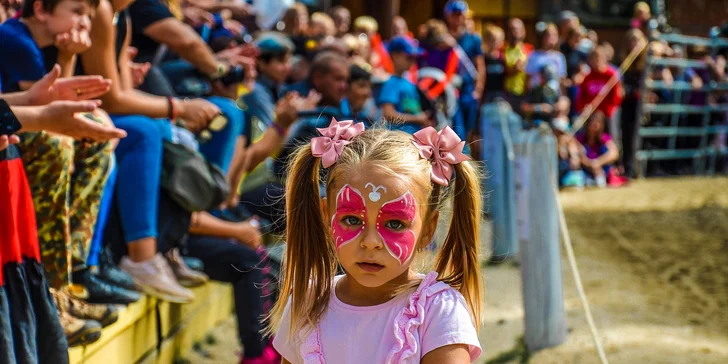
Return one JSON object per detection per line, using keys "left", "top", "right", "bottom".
{"left": 386, "top": 272, "right": 450, "bottom": 364}
{"left": 299, "top": 324, "right": 326, "bottom": 364}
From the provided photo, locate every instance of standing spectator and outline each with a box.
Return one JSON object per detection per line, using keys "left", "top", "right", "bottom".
{"left": 329, "top": 5, "right": 351, "bottom": 38}
{"left": 576, "top": 111, "right": 621, "bottom": 187}
{"left": 392, "top": 16, "right": 412, "bottom": 38}
{"left": 560, "top": 26, "right": 589, "bottom": 115}
{"left": 444, "top": 0, "right": 485, "bottom": 139}
{"left": 378, "top": 36, "right": 429, "bottom": 134}
{"left": 557, "top": 10, "right": 580, "bottom": 45}
{"left": 504, "top": 18, "right": 533, "bottom": 111}
{"left": 631, "top": 2, "right": 651, "bottom": 30}
{"left": 525, "top": 23, "right": 566, "bottom": 91}
{"left": 483, "top": 24, "right": 506, "bottom": 102}
{"left": 280, "top": 3, "right": 311, "bottom": 58}
{"left": 620, "top": 29, "right": 648, "bottom": 178}
{"left": 576, "top": 47, "right": 623, "bottom": 121}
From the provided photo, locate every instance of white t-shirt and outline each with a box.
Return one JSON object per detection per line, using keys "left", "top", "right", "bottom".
{"left": 273, "top": 273, "right": 482, "bottom": 364}
{"left": 525, "top": 50, "right": 567, "bottom": 88}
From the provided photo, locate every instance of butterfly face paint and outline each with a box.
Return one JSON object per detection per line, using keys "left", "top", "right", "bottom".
{"left": 331, "top": 185, "right": 367, "bottom": 250}
{"left": 376, "top": 192, "right": 417, "bottom": 264}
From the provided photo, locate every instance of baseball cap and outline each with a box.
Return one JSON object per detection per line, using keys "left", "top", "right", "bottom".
{"left": 388, "top": 36, "right": 424, "bottom": 57}
{"left": 444, "top": 0, "right": 469, "bottom": 14}
{"left": 255, "top": 32, "right": 295, "bottom": 56}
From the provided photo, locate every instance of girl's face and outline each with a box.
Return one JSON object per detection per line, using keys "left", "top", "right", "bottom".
{"left": 325, "top": 167, "right": 437, "bottom": 288}
{"left": 587, "top": 116, "right": 605, "bottom": 136}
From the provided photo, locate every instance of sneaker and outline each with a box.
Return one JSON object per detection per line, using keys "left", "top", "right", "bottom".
{"left": 97, "top": 248, "right": 139, "bottom": 292}
{"left": 165, "top": 248, "right": 209, "bottom": 288}
{"left": 50, "top": 288, "right": 103, "bottom": 347}
{"left": 119, "top": 253, "right": 195, "bottom": 303}
{"left": 58, "top": 287, "right": 119, "bottom": 327}
{"left": 595, "top": 174, "right": 607, "bottom": 188}
{"left": 561, "top": 170, "right": 585, "bottom": 189}
{"left": 72, "top": 269, "right": 141, "bottom": 305}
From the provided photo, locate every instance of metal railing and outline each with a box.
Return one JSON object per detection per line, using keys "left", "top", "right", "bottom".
{"left": 635, "top": 23, "right": 728, "bottom": 177}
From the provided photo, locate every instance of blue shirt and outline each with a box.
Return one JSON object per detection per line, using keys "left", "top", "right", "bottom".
{"left": 377, "top": 75, "right": 423, "bottom": 134}
{"left": 239, "top": 75, "right": 280, "bottom": 143}
{"left": 525, "top": 50, "right": 567, "bottom": 89}
{"left": 0, "top": 19, "right": 46, "bottom": 92}
{"left": 457, "top": 32, "right": 484, "bottom": 62}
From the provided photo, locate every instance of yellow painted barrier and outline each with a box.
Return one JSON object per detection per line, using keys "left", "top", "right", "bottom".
{"left": 68, "top": 282, "right": 234, "bottom": 364}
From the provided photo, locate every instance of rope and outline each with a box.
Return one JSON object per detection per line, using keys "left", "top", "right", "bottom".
{"left": 569, "top": 38, "right": 649, "bottom": 137}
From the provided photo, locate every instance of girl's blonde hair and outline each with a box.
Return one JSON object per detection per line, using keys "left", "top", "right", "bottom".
{"left": 268, "top": 128, "right": 484, "bottom": 337}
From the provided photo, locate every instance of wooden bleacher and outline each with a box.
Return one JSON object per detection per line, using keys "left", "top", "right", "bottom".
{"left": 68, "top": 282, "right": 234, "bottom": 364}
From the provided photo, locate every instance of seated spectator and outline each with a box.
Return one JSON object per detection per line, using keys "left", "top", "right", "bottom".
{"left": 378, "top": 36, "right": 430, "bottom": 134}
{"left": 504, "top": 18, "right": 533, "bottom": 111}
{"left": 576, "top": 111, "right": 621, "bottom": 187}
{"left": 280, "top": 3, "right": 312, "bottom": 59}
{"left": 329, "top": 5, "right": 351, "bottom": 38}
{"left": 576, "top": 46, "right": 623, "bottom": 121}
{"left": 1, "top": 91, "right": 126, "bottom": 362}
{"left": 0, "top": 0, "right": 126, "bottom": 344}
{"left": 342, "top": 63, "right": 377, "bottom": 123}
{"left": 521, "top": 64, "right": 569, "bottom": 128}
{"left": 526, "top": 22, "right": 566, "bottom": 91}
{"left": 310, "top": 11, "right": 336, "bottom": 39}
{"left": 483, "top": 24, "right": 506, "bottom": 102}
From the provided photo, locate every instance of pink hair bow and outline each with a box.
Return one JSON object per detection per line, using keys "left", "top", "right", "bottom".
{"left": 311, "top": 118, "right": 365, "bottom": 168}
{"left": 412, "top": 126, "right": 470, "bottom": 186}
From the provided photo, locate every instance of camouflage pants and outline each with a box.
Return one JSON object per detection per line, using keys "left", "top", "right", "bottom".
{"left": 17, "top": 132, "right": 112, "bottom": 289}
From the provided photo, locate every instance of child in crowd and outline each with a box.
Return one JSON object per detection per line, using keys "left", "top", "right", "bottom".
{"left": 271, "top": 121, "right": 483, "bottom": 363}
{"left": 310, "top": 12, "right": 336, "bottom": 39}
{"left": 521, "top": 64, "right": 570, "bottom": 128}
{"left": 504, "top": 18, "right": 533, "bottom": 111}
{"left": 576, "top": 111, "right": 621, "bottom": 187}
{"left": 342, "top": 63, "right": 378, "bottom": 123}
{"left": 378, "top": 36, "right": 430, "bottom": 134}
{"left": 576, "top": 46, "right": 623, "bottom": 121}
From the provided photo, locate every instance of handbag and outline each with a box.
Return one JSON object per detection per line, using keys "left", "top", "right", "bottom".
{"left": 160, "top": 141, "right": 229, "bottom": 212}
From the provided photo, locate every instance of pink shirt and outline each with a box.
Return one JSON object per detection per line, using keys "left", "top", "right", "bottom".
{"left": 273, "top": 272, "right": 482, "bottom": 364}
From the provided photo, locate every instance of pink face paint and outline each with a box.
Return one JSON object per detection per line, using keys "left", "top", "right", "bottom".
{"left": 376, "top": 192, "right": 417, "bottom": 264}
{"left": 331, "top": 185, "right": 367, "bottom": 250}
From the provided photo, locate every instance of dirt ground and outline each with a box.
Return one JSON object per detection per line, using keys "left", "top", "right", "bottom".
{"left": 190, "top": 177, "right": 728, "bottom": 364}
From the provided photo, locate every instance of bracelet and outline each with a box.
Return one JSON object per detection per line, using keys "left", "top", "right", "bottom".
{"left": 270, "top": 121, "right": 287, "bottom": 137}
{"left": 167, "top": 97, "right": 178, "bottom": 120}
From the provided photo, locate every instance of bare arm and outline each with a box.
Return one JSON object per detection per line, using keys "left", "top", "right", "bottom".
{"left": 421, "top": 344, "right": 472, "bottom": 364}
{"left": 474, "top": 55, "right": 486, "bottom": 98}
{"left": 595, "top": 139, "right": 620, "bottom": 166}
{"left": 143, "top": 18, "right": 220, "bottom": 75}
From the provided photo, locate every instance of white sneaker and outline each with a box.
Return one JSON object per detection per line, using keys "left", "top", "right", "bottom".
{"left": 119, "top": 253, "right": 194, "bottom": 303}
{"left": 596, "top": 175, "right": 607, "bottom": 188}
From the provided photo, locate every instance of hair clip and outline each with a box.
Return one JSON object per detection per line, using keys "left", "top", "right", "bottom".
{"left": 411, "top": 126, "right": 470, "bottom": 186}
{"left": 311, "top": 118, "right": 365, "bottom": 168}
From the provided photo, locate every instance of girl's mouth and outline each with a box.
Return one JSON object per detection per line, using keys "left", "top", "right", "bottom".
{"left": 357, "top": 262, "right": 385, "bottom": 272}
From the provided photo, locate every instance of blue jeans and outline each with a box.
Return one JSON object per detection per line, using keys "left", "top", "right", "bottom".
{"left": 87, "top": 158, "right": 117, "bottom": 267}
{"left": 111, "top": 115, "right": 172, "bottom": 243}
{"left": 198, "top": 96, "right": 244, "bottom": 174}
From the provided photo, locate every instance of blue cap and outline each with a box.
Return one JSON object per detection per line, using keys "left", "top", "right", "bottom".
{"left": 444, "top": 0, "right": 469, "bottom": 14}
{"left": 255, "top": 32, "right": 295, "bottom": 56}
{"left": 388, "top": 36, "right": 424, "bottom": 57}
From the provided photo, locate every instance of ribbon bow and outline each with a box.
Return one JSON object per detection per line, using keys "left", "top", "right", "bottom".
{"left": 411, "top": 126, "right": 470, "bottom": 186}
{"left": 311, "top": 118, "right": 365, "bottom": 168}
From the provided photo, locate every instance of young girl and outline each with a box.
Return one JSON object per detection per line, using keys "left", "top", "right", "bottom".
{"left": 270, "top": 119, "right": 483, "bottom": 363}
{"left": 576, "top": 111, "right": 621, "bottom": 187}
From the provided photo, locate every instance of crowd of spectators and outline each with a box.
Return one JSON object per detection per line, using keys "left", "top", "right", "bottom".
{"left": 1, "top": 0, "right": 727, "bottom": 363}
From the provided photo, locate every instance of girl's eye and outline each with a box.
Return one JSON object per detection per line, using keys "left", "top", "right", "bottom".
{"left": 385, "top": 220, "right": 407, "bottom": 231}
{"left": 342, "top": 216, "right": 362, "bottom": 226}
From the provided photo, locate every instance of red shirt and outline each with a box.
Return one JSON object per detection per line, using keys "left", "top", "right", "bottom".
{"left": 576, "top": 66, "right": 623, "bottom": 119}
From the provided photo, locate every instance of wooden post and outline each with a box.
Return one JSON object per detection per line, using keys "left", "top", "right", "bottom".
{"left": 515, "top": 127, "right": 568, "bottom": 352}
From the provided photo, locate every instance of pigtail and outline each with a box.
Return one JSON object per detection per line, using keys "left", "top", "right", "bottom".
{"left": 266, "top": 144, "right": 338, "bottom": 337}
{"left": 434, "top": 161, "right": 484, "bottom": 330}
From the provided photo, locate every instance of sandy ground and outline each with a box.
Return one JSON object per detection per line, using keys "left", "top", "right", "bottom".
{"left": 189, "top": 177, "right": 728, "bottom": 364}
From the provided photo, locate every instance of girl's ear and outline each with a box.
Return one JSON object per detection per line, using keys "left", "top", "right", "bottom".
{"left": 418, "top": 210, "right": 440, "bottom": 249}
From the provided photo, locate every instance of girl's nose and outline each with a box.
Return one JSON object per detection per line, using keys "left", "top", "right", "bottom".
{"left": 359, "top": 226, "right": 383, "bottom": 251}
